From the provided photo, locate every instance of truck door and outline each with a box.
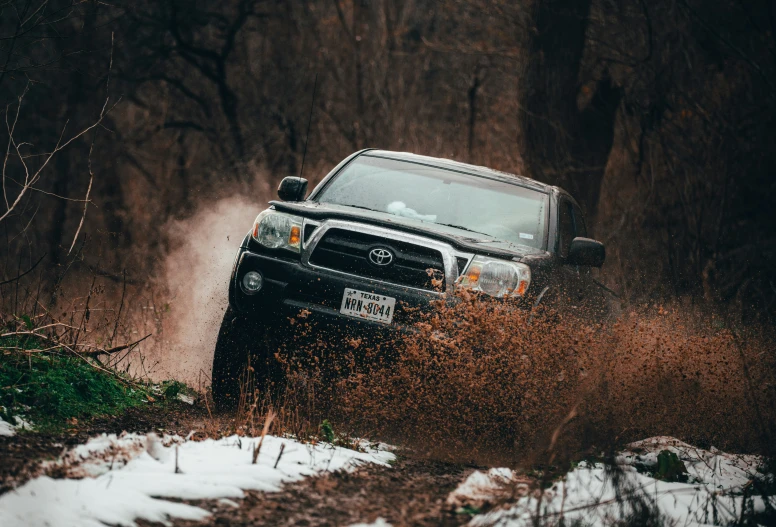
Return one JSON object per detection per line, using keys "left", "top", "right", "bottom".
{"left": 557, "top": 198, "right": 586, "bottom": 313}
{"left": 569, "top": 201, "right": 608, "bottom": 319}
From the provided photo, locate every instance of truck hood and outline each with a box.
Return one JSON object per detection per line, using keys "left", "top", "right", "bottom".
{"left": 270, "top": 200, "right": 549, "bottom": 261}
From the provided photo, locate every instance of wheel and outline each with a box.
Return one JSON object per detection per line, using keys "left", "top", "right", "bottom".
{"left": 211, "top": 306, "right": 276, "bottom": 411}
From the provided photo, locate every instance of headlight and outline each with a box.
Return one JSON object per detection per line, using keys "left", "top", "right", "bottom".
{"left": 251, "top": 210, "right": 303, "bottom": 252}
{"left": 241, "top": 271, "right": 263, "bottom": 294}
{"left": 458, "top": 256, "right": 531, "bottom": 298}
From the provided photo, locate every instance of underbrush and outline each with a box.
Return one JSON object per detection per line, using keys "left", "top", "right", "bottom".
{"left": 0, "top": 269, "right": 201, "bottom": 433}
{"left": 0, "top": 336, "right": 149, "bottom": 432}
{"left": 0, "top": 321, "right": 197, "bottom": 434}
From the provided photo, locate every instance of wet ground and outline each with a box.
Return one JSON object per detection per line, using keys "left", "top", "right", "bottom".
{"left": 161, "top": 455, "right": 473, "bottom": 527}
{"left": 0, "top": 403, "right": 213, "bottom": 494}
{"left": 1, "top": 404, "right": 481, "bottom": 526}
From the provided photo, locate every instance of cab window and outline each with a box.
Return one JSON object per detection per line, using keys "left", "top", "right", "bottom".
{"left": 571, "top": 203, "right": 587, "bottom": 238}
{"left": 558, "top": 200, "right": 575, "bottom": 258}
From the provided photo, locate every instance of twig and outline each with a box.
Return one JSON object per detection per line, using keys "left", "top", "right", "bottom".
{"left": 67, "top": 139, "right": 95, "bottom": 254}
{"left": 547, "top": 404, "right": 579, "bottom": 464}
{"left": 0, "top": 330, "right": 152, "bottom": 357}
{"left": 203, "top": 384, "right": 214, "bottom": 420}
{"left": 274, "top": 443, "right": 286, "bottom": 469}
{"left": 252, "top": 409, "right": 276, "bottom": 464}
{"left": 0, "top": 253, "right": 45, "bottom": 285}
{"left": 72, "top": 275, "right": 97, "bottom": 357}
{"left": 110, "top": 269, "right": 127, "bottom": 347}
{"left": 93, "top": 333, "right": 153, "bottom": 356}
{"left": 175, "top": 445, "right": 182, "bottom": 474}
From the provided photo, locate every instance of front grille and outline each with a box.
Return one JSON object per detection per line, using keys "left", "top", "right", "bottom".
{"left": 309, "top": 228, "right": 445, "bottom": 291}
{"left": 456, "top": 257, "right": 470, "bottom": 275}
{"left": 303, "top": 224, "right": 317, "bottom": 245}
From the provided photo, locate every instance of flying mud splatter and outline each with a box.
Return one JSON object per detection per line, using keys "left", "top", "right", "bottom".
{"left": 148, "top": 193, "right": 267, "bottom": 387}
{"left": 266, "top": 294, "right": 776, "bottom": 466}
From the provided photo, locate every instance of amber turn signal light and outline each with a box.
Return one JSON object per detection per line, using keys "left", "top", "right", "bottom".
{"left": 288, "top": 225, "right": 301, "bottom": 247}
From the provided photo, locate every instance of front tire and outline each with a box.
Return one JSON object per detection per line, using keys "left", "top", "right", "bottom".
{"left": 211, "top": 306, "right": 274, "bottom": 411}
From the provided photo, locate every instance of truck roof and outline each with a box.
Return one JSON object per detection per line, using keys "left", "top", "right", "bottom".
{"left": 363, "top": 149, "right": 552, "bottom": 193}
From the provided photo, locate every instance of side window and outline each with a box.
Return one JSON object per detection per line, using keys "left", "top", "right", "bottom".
{"left": 571, "top": 203, "right": 587, "bottom": 238}
{"left": 558, "top": 200, "right": 575, "bottom": 258}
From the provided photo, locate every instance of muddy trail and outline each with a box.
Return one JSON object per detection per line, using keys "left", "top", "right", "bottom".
{"left": 156, "top": 455, "right": 472, "bottom": 527}
{"left": 2, "top": 303, "right": 774, "bottom": 526}
{"left": 0, "top": 403, "right": 481, "bottom": 527}
{"left": 0, "top": 403, "right": 214, "bottom": 494}
{"left": 2, "top": 369, "right": 774, "bottom": 527}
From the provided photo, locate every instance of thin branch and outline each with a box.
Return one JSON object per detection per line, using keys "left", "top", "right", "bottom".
{"left": 94, "top": 333, "right": 152, "bottom": 356}
{"left": 0, "top": 252, "right": 45, "bottom": 285}
{"left": 67, "top": 138, "right": 95, "bottom": 254}
{"left": 0, "top": 93, "right": 121, "bottom": 224}
{"left": 25, "top": 186, "right": 94, "bottom": 202}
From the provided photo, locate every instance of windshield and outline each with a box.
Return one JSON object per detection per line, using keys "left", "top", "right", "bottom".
{"left": 314, "top": 155, "right": 548, "bottom": 249}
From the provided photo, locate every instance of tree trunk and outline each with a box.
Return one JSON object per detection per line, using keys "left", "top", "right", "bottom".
{"left": 518, "top": 0, "right": 621, "bottom": 227}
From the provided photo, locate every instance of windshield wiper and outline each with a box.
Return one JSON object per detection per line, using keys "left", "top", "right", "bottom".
{"left": 334, "top": 203, "right": 380, "bottom": 213}
{"left": 435, "top": 223, "right": 495, "bottom": 239}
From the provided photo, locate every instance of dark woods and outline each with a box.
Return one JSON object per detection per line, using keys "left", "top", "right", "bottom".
{"left": 1, "top": 0, "right": 775, "bottom": 320}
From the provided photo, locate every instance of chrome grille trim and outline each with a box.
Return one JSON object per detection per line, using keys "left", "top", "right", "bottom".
{"left": 301, "top": 218, "right": 321, "bottom": 249}
{"left": 301, "top": 220, "right": 473, "bottom": 295}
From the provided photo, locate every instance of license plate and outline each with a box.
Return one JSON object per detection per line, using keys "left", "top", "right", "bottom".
{"left": 340, "top": 288, "right": 396, "bottom": 324}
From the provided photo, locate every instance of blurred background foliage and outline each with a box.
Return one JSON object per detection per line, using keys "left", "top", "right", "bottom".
{"left": 1, "top": 0, "right": 774, "bottom": 321}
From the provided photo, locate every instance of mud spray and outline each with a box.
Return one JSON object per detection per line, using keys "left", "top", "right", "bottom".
{"left": 134, "top": 194, "right": 775, "bottom": 466}
{"left": 147, "top": 194, "right": 267, "bottom": 388}
{"left": 276, "top": 294, "right": 776, "bottom": 466}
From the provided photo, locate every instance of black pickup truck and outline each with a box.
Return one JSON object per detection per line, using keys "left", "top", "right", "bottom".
{"left": 212, "top": 149, "right": 607, "bottom": 408}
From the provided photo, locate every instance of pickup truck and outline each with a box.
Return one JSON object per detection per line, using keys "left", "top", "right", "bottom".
{"left": 212, "top": 149, "right": 607, "bottom": 408}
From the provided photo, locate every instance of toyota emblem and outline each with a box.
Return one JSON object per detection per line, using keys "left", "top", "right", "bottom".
{"left": 368, "top": 247, "right": 394, "bottom": 266}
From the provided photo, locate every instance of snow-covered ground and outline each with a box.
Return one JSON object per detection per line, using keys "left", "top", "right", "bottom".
{"left": 451, "top": 436, "right": 772, "bottom": 527}
{"left": 0, "top": 432, "right": 395, "bottom": 527}
{"left": 0, "top": 415, "right": 33, "bottom": 436}
{"left": 2, "top": 430, "right": 771, "bottom": 527}
{"left": 0, "top": 416, "right": 15, "bottom": 437}
{"left": 348, "top": 519, "right": 393, "bottom": 527}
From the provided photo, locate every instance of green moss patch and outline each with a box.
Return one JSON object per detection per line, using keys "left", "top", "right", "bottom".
{"left": 0, "top": 335, "right": 149, "bottom": 432}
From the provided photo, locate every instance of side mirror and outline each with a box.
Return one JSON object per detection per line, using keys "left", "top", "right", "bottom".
{"left": 567, "top": 237, "right": 605, "bottom": 267}
{"left": 277, "top": 177, "right": 308, "bottom": 202}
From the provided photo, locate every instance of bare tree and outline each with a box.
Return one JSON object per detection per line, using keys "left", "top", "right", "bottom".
{"left": 517, "top": 0, "right": 621, "bottom": 226}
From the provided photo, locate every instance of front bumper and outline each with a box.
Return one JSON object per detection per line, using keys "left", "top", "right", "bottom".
{"left": 229, "top": 246, "right": 441, "bottom": 332}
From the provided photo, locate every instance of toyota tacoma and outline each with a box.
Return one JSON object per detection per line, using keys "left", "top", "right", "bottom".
{"left": 212, "top": 149, "right": 607, "bottom": 408}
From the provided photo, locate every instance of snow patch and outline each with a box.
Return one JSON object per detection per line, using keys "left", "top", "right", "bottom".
{"left": 447, "top": 468, "right": 528, "bottom": 509}
{"left": 1, "top": 475, "right": 210, "bottom": 527}
{"left": 349, "top": 518, "right": 393, "bottom": 527}
{"left": 0, "top": 434, "right": 395, "bottom": 527}
{"left": 12, "top": 416, "right": 33, "bottom": 432}
{"left": 45, "top": 433, "right": 173, "bottom": 478}
{"left": 450, "top": 436, "right": 770, "bottom": 527}
{"left": 618, "top": 436, "right": 761, "bottom": 489}
{"left": 0, "top": 415, "right": 34, "bottom": 437}
{"left": 0, "top": 416, "right": 15, "bottom": 437}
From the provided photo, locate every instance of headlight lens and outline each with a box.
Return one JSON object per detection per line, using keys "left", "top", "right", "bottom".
{"left": 251, "top": 210, "right": 303, "bottom": 252}
{"left": 458, "top": 256, "right": 531, "bottom": 298}
{"left": 241, "top": 271, "right": 263, "bottom": 294}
